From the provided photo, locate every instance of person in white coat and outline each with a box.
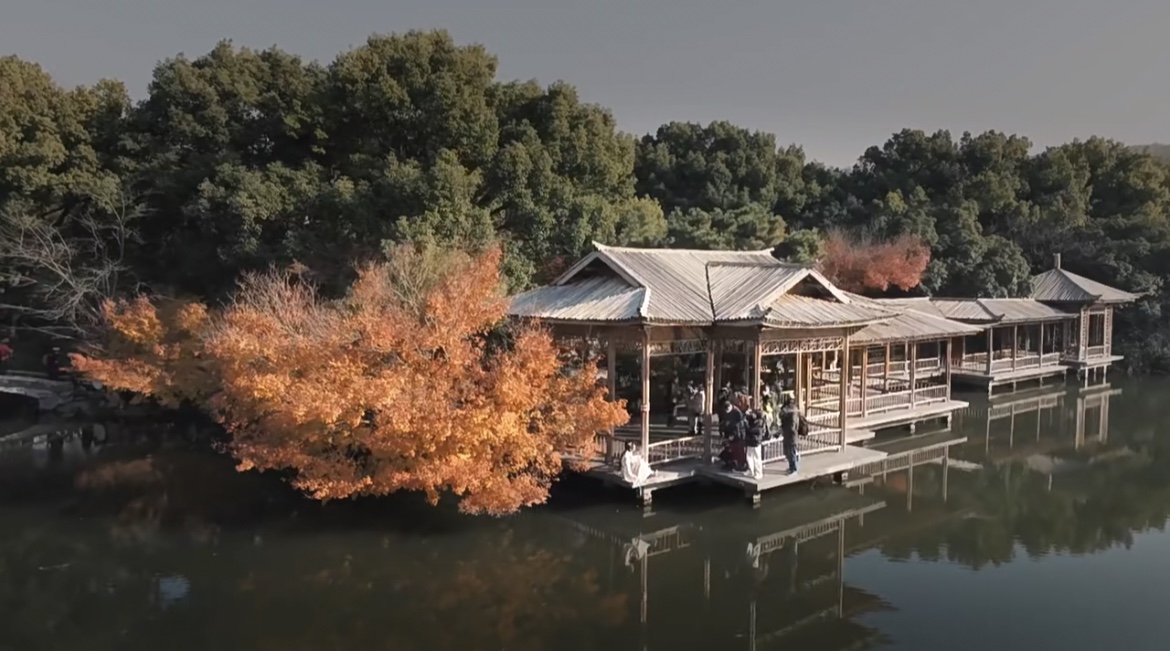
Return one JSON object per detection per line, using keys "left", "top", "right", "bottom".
{"left": 621, "top": 441, "right": 655, "bottom": 488}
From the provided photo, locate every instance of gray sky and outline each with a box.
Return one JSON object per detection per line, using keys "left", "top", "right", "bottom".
{"left": 6, "top": 0, "right": 1170, "bottom": 167}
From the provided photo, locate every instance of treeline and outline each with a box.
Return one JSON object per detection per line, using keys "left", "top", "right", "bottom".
{"left": 4, "top": 30, "right": 1170, "bottom": 369}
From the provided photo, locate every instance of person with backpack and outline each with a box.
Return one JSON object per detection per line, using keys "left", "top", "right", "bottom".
{"left": 777, "top": 396, "right": 806, "bottom": 474}
{"left": 718, "top": 399, "right": 747, "bottom": 471}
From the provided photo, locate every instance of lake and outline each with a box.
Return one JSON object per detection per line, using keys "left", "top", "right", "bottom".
{"left": 2, "top": 377, "right": 1169, "bottom": 651}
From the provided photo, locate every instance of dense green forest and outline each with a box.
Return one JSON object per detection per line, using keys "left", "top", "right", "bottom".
{"left": 4, "top": 30, "right": 1170, "bottom": 370}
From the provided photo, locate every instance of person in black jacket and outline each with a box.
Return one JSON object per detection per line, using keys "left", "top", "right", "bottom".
{"left": 777, "top": 396, "right": 803, "bottom": 474}
{"left": 718, "top": 400, "right": 747, "bottom": 471}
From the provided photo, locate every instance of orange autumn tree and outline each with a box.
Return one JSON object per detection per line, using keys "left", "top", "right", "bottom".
{"left": 817, "top": 229, "right": 931, "bottom": 294}
{"left": 72, "top": 297, "right": 218, "bottom": 407}
{"left": 74, "top": 245, "right": 629, "bottom": 515}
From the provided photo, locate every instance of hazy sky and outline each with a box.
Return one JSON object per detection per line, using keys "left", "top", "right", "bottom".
{"left": 6, "top": 0, "right": 1170, "bottom": 166}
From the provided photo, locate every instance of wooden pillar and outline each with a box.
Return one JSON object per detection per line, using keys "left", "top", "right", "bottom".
{"left": 837, "top": 335, "right": 850, "bottom": 451}
{"left": 985, "top": 327, "right": 994, "bottom": 375}
{"left": 1038, "top": 322, "right": 1045, "bottom": 362}
{"left": 794, "top": 351, "right": 804, "bottom": 409}
{"left": 909, "top": 341, "right": 918, "bottom": 407}
{"left": 750, "top": 332, "right": 762, "bottom": 409}
{"left": 958, "top": 336, "right": 966, "bottom": 366}
{"left": 640, "top": 329, "right": 651, "bottom": 453}
{"left": 1010, "top": 324, "right": 1018, "bottom": 369}
{"left": 883, "top": 343, "right": 891, "bottom": 390}
{"left": 1078, "top": 308, "right": 1089, "bottom": 360}
{"left": 1104, "top": 306, "right": 1114, "bottom": 356}
{"left": 859, "top": 346, "right": 869, "bottom": 416}
{"left": 606, "top": 339, "right": 617, "bottom": 400}
{"left": 714, "top": 343, "right": 724, "bottom": 392}
{"left": 704, "top": 339, "right": 716, "bottom": 462}
{"left": 944, "top": 339, "right": 952, "bottom": 398}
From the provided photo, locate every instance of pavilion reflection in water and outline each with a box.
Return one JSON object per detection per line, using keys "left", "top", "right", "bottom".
{"left": 558, "top": 433, "right": 967, "bottom": 650}
{"left": 951, "top": 383, "right": 1123, "bottom": 477}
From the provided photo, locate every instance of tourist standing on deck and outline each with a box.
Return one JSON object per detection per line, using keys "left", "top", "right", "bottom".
{"left": 778, "top": 396, "right": 804, "bottom": 474}
{"left": 0, "top": 338, "right": 12, "bottom": 374}
{"left": 718, "top": 400, "right": 747, "bottom": 471}
{"left": 686, "top": 382, "right": 705, "bottom": 435}
{"left": 744, "top": 410, "right": 765, "bottom": 479}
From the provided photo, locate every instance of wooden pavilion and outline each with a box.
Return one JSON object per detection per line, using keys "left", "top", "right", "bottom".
{"left": 879, "top": 254, "right": 1140, "bottom": 393}
{"left": 508, "top": 243, "right": 983, "bottom": 499}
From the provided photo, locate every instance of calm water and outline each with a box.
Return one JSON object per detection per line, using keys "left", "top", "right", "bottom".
{"left": 3, "top": 378, "right": 1170, "bottom": 651}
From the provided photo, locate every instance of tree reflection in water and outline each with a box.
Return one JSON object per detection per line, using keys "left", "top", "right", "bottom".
{"left": 0, "top": 445, "right": 630, "bottom": 651}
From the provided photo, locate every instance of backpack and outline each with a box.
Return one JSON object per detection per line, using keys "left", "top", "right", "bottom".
{"left": 797, "top": 412, "right": 809, "bottom": 437}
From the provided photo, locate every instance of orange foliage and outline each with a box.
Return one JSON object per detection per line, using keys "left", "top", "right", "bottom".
{"left": 72, "top": 245, "right": 629, "bottom": 515}
{"left": 817, "top": 230, "right": 931, "bottom": 294}
{"left": 70, "top": 297, "right": 216, "bottom": 407}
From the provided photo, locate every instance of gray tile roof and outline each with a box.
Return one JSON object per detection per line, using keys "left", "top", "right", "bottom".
{"left": 542, "top": 244, "right": 856, "bottom": 325}
{"left": 876, "top": 297, "right": 1074, "bottom": 325}
{"left": 847, "top": 295, "right": 984, "bottom": 343}
{"left": 762, "top": 294, "right": 893, "bottom": 328}
{"left": 510, "top": 245, "right": 971, "bottom": 342}
{"left": 508, "top": 276, "right": 646, "bottom": 322}
{"left": 1031, "top": 267, "right": 1140, "bottom": 304}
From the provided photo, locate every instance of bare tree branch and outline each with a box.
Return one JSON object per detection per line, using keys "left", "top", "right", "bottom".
{"left": 0, "top": 191, "right": 143, "bottom": 338}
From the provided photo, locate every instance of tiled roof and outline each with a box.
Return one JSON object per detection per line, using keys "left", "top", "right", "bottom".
{"left": 761, "top": 294, "right": 892, "bottom": 328}
{"left": 508, "top": 276, "right": 645, "bottom": 322}
{"left": 877, "top": 297, "right": 1074, "bottom": 325}
{"left": 848, "top": 295, "right": 984, "bottom": 343}
{"left": 1031, "top": 267, "right": 1140, "bottom": 304}
{"left": 545, "top": 244, "right": 854, "bottom": 325}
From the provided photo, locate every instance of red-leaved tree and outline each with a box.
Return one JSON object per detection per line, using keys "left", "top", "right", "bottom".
{"left": 817, "top": 230, "right": 930, "bottom": 294}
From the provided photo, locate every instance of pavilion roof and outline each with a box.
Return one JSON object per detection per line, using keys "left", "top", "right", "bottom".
{"left": 1031, "top": 267, "right": 1141, "bottom": 304}
{"left": 507, "top": 244, "right": 991, "bottom": 342}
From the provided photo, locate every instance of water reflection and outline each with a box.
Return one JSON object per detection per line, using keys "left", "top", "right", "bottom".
{"left": 3, "top": 379, "right": 1170, "bottom": 650}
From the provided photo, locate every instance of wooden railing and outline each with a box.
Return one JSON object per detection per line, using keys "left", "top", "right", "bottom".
{"left": 824, "top": 357, "right": 945, "bottom": 382}
{"left": 1087, "top": 345, "right": 1107, "bottom": 358}
{"left": 644, "top": 435, "right": 705, "bottom": 465}
{"left": 956, "top": 351, "right": 1063, "bottom": 374}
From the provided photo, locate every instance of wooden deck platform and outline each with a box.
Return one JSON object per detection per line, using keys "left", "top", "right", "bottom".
{"left": 698, "top": 446, "right": 888, "bottom": 504}
{"left": 847, "top": 399, "right": 967, "bottom": 434}
{"left": 951, "top": 363, "right": 1069, "bottom": 393}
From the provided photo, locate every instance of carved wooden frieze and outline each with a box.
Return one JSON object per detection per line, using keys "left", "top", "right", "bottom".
{"left": 759, "top": 337, "right": 844, "bottom": 355}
